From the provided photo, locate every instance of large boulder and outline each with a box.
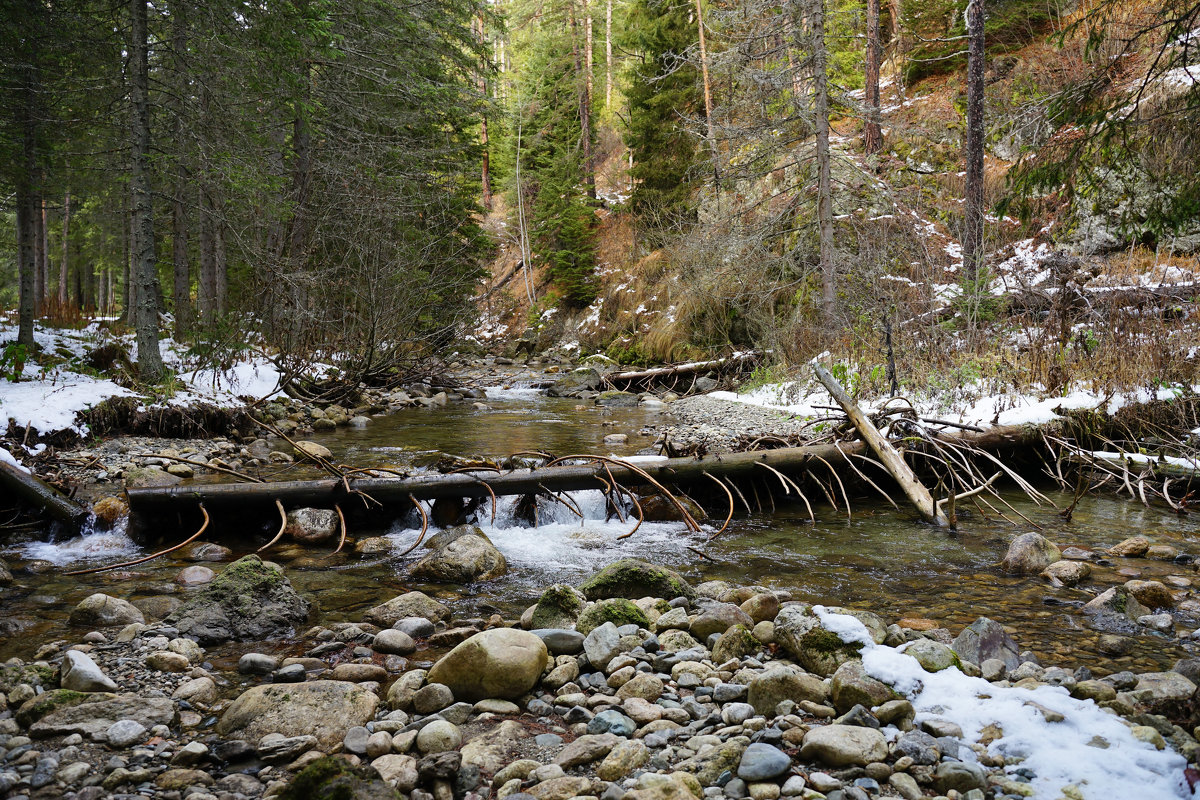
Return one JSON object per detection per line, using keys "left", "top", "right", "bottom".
{"left": 546, "top": 367, "right": 602, "bottom": 397}
{"left": 830, "top": 660, "right": 898, "bottom": 712}
{"left": 165, "top": 555, "right": 309, "bottom": 645}
{"left": 69, "top": 594, "right": 145, "bottom": 628}
{"left": 951, "top": 617, "right": 1019, "bottom": 671}
{"left": 29, "top": 694, "right": 176, "bottom": 739}
{"left": 578, "top": 559, "right": 696, "bottom": 602}
{"left": 531, "top": 584, "right": 587, "bottom": 629}
{"left": 690, "top": 603, "right": 754, "bottom": 641}
{"left": 409, "top": 531, "right": 506, "bottom": 583}
{"left": 1082, "top": 586, "right": 1149, "bottom": 628}
{"left": 1000, "top": 532, "right": 1060, "bottom": 574}
{"left": 747, "top": 666, "right": 828, "bottom": 715}
{"left": 216, "top": 681, "right": 378, "bottom": 750}
{"left": 426, "top": 628, "right": 549, "bottom": 701}
{"left": 362, "top": 591, "right": 450, "bottom": 628}
{"left": 773, "top": 606, "right": 865, "bottom": 677}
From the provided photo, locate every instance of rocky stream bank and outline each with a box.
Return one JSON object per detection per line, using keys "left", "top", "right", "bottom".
{"left": 0, "top": 555, "right": 1197, "bottom": 800}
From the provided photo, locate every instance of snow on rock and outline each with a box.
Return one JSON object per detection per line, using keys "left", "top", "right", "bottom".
{"left": 815, "top": 611, "right": 1192, "bottom": 800}
{"left": 0, "top": 446, "right": 29, "bottom": 474}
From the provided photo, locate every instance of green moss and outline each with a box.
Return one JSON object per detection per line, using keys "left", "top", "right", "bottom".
{"left": 531, "top": 584, "right": 586, "bottom": 628}
{"left": 576, "top": 598, "right": 651, "bottom": 635}
{"left": 578, "top": 558, "right": 696, "bottom": 602}
{"left": 15, "top": 689, "right": 95, "bottom": 727}
{"left": 712, "top": 624, "right": 761, "bottom": 663}
{"left": 1113, "top": 591, "right": 1128, "bottom": 613}
{"left": 803, "top": 627, "right": 863, "bottom": 656}
{"left": 0, "top": 664, "right": 57, "bottom": 693}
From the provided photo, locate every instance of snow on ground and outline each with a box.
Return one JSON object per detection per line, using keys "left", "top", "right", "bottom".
{"left": 711, "top": 368, "right": 1196, "bottom": 431}
{"left": 0, "top": 319, "right": 284, "bottom": 442}
{"left": 815, "top": 609, "right": 1194, "bottom": 800}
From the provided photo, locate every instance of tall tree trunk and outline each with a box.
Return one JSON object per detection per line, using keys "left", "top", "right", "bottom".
{"left": 170, "top": 0, "right": 191, "bottom": 339}
{"left": 33, "top": 195, "right": 46, "bottom": 314}
{"left": 605, "top": 0, "right": 613, "bottom": 111}
{"left": 476, "top": 15, "right": 491, "bottom": 211}
{"left": 695, "top": 0, "right": 718, "bottom": 178}
{"left": 198, "top": 187, "right": 215, "bottom": 323}
{"left": 58, "top": 190, "right": 70, "bottom": 306}
{"left": 215, "top": 215, "right": 227, "bottom": 315}
{"left": 864, "top": 0, "right": 882, "bottom": 155}
{"left": 130, "top": 0, "right": 165, "bottom": 381}
{"left": 813, "top": 0, "right": 835, "bottom": 327}
{"left": 963, "top": 0, "right": 985, "bottom": 286}
{"left": 572, "top": 2, "right": 595, "bottom": 198}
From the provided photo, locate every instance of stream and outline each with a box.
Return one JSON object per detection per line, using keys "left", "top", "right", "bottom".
{"left": 3, "top": 388, "right": 1199, "bottom": 676}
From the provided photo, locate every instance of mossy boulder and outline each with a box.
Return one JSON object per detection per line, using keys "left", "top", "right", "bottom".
{"left": 277, "top": 755, "right": 400, "bottom": 800}
{"left": 577, "top": 599, "right": 650, "bottom": 635}
{"left": 166, "top": 554, "right": 310, "bottom": 645}
{"left": 409, "top": 532, "right": 507, "bottom": 583}
{"left": 16, "top": 689, "right": 99, "bottom": 728}
{"left": 774, "top": 606, "right": 865, "bottom": 677}
{"left": 711, "top": 624, "right": 760, "bottom": 663}
{"left": 578, "top": 559, "right": 696, "bottom": 602}
{"left": 0, "top": 663, "right": 57, "bottom": 694}
{"left": 531, "top": 584, "right": 587, "bottom": 629}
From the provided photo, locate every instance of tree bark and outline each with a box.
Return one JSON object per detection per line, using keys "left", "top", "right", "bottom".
{"left": 58, "top": 189, "right": 70, "bottom": 306}
{"left": 0, "top": 460, "right": 88, "bottom": 529}
{"left": 605, "top": 0, "right": 613, "bottom": 111}
{"left": 813, "top": 0, "right": 836, "bottom": 327}
{"left": 476, "top": 15, "right": 492, "bottom": 211}
{"left": 963, "top": 0, "right": 985, "bottom": 286}
{"left": 130, "top": 0, "right": 165, "bottom": 381}
{"left": 33, "top": 195, "right": 46, "bottom": 314}
{"left": 695, "top": 0, "right": 718, "bottom": 178}
{"left": 572, "top": 1, "right": 595, "bottom": 199}
{"left": 170, "top": 0, "right": 191, "bottom": 340}
{"left": 864, "top": 0, "right": 882, "bottom": 155}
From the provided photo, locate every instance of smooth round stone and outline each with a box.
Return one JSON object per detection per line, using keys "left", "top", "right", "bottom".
{"left": 587, "top": 709, "right": 636, "bottom": 737}
{"left": 365, "top": 730, "right": 393, "bottom": 758}
{"left": 373, "top": 629, "right": 416, "bottom": 656}
{"left": 331, "top": 663, "right": 388, "bottom": 683}
{"left": 239, "top": 653, "right": 279, "bottom": 675}
{"left": 393, "top": 617, "right": 436, "bottom": 638}
{"left": 105, "top": 720, "right": 148, "bottom": 749}
{"left": 535, "top": 733, "right": 564, "bottom": 747}
{"left": 412, "top": 683, "right": 455, "bottom": 714}
{"left": 722, "top": 703, "right": 756, "bottom": 725}
{"left": 416, "top": 720, "right": 462, "bottom": 753}
{"left": 343, "top": 726, "right": 370, "bottom": 755}
{"left": 272, "top": 664, "right": 307, "bottom": 683}
{"left": 176, "top": 566, "right": 215, "bottom": 586}
{"left": 737, "top": 743, "right": 791, "bottom": 781}
{"left": 532, "top": 628, "right": 586, "bottom": 655}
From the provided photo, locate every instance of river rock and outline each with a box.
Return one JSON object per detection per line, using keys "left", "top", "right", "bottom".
{"left": 737, "top": 743, "right": 791, "bottom": 781}
{"left": 578, "top": 558, "right": 696, "bottom": 601}
{"left": 1083, "top": 586, "right": 1149, "bottom": 623}
{"left": 576, "top": 598, "right": 650, "bottom": 635}
{"left": 773, "top": 606, "right": 864, "bottom": 677}
{"left": 172, "top": 676, "right": 217, "bottom": 705}
{"left": 1130, "top": 672, "right": 1198, "bottom": 704}
{"left": 934, "top": 761, "right": 988, "bottom": 793}
{"left": 830, "top": 661, "right": 897, "bottom": 713}
{"left": 362, "top": 591, "right": 451, "bottom": 628}
{"left": 596, "top": 390, "right": 639, "bottom": 407}
{"left": 690, "top": 603, "right": 754, "bottom": 640}
{"left": 284, "top": 507, "right": 339, "bottom": 544}
{"left": 372, "top": 629, "right": 416, "bottom": 655}
{"left": 417, "top": 719, "right": 462, "bottom": 753}
{"left": 531, "top": 584, "right": 587, "bottom": 629}
{"left": 1042, "top": 560, "right": 1091, "bottom": 586}
{"left": 410, "top": 531, "right": 507, "bottom": 582}
{"left": 216, "top": 680, "right": 379, "bottom": 749}
{"left": 30, "top": 694, "right": 176, "bottom": 739}
{"left": 556, "top": 733, "right": 620, "bottom": 767}
{"left": 175, "top": 565, "right": 215, "bottom": 586}
{"left": 951, "top": 617, "right": 1019, "bottom": 671}
{"left": 1109, "top": 536, "right": 1150, "bottom": 557}
{"left": 181, "top": 541, "right": 233, "bottom": 562}
{"left": 293, "top": 441, "right": 333, "bottom": 461}
{"left": 280, "top": 756, "right": 395, "bottom": 799}
{"left": 1124, "top": 580, "right": 1175, "bottom": 609}
{"left": 532, "top": 628, "right": 585, "bottom": 655}
{"left": 712, "top": 625, "right": 760, "bottom": 663}
{"left": 166, "top": 555, "right": 309, "bottom": 644}
{"left": 903, "top": 639, "right": 960, "bottom": 672}
{"left": 597, "top": 739, "right": 650, "bottom": 781}
{"left": 741, "top": 593, "right": 781, "bottom": 623}
{"left": 60, "top": 650, "right": 117, "bottom": 692}
{"left": 1000, "top": 532, "right": 1061, "bottom": 574}
{"left": 69, "top": 594, "right": 145, "bottom": 628}
{"left": 799, "top": 725, "right": 888, "bottom": 767}
{"left": 426, "top": 628, "right": 549, "bottom": 701}
{"left": 546, "top": 367, "right": 602, "bottom": 397}
{"left": 748, "top": 666, "right": 828, "bottom": 715}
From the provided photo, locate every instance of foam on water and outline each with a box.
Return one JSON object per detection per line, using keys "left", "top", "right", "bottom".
{"left": 483, "top": 387, "right": 545, "bottom": 401}
{"left": 14, "top": 514, "right": 140, "bottom": 566}
{"left": 385, "top": 489, "right": 705, "bottom": 579}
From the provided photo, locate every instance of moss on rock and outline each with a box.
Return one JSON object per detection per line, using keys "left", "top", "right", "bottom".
{"left": 576, "top": 598, "right": 650, "bottom": 635}
{"left": 0, "top": 664, "right": 57, "bottom": 693}
{"left": 277, "top": 755, "right": 400, "bottom": 800}
{"left": 578, "top": 558, "right": 696, "bottom": 602}
{"left": 15, "top": 689, "right": 98, "bottom": 728}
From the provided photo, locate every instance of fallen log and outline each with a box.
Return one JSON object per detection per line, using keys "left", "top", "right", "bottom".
{"left": 0, "top": 459, "right": 89, "bottom": 529}
{"left": 814, "top": 364, "right": 948, "bottom": 527}
{"left": 127, "top": 441, "right": 869, "bottom": 517}
{"left": 604, "top": 352, "right": 759, "bottom": 388}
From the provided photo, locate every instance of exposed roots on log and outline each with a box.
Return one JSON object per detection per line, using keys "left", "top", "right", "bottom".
{"left": 332, "top": 504, "right": 347, "bottom": 555}
{"left": 257, "top": 500, "right": 289, "bottom": 553}
{"left": 396, "top": 495, "right": 429, "bottom": 556}
{"left": 702, "top": 471, "right": 735, "bottom": 539}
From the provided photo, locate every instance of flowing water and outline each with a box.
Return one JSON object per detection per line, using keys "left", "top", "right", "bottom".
{"left": 4, "top": 388, "right": 1199, "bottom": 676}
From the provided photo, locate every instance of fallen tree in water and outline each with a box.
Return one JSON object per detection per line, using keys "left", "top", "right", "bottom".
{"left": 0, "top": 458, "right": 89, "bottom": 530}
